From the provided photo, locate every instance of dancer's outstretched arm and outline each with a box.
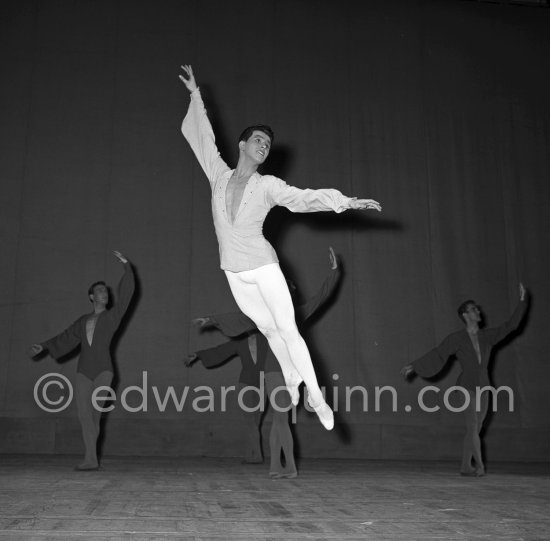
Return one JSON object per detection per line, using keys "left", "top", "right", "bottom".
{"left": 29, "top": 318, "right": 82, "bottom": 361}
{"left": 402, "top": 333, "right": 457, "bottom": 381}
{"left": 192, "top": 312, "right": 256, "bottom": 337}
{"left": 267, "top": 177, "right": 381, "bottom": 215}
{"left": 187, "top": 340, "right": 240, "bottom": 369}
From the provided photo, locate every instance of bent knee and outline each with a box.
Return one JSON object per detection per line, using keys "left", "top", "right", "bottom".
{"left": 259, "top": 322, "right": 299, "bottom": 341}
{"left": 257, "top": 323, "right": 277, "bottom": 340}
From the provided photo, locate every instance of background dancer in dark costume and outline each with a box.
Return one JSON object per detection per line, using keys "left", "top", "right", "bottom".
{"left": 29, "top": 251, "right": 135, "bottom": 470}
{"left": 187, "top": 247, "right": 341, "bottom": 477}
{"left": 401, "top": 283, "right": 528, "bottom": 476}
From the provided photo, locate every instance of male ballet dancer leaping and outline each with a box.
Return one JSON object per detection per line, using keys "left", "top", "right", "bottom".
{"left": 180, "top": 65, "right": 381, "bottom": 429}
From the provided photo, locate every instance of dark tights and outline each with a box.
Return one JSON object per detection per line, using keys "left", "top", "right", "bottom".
{"left": 75, "top": 371, "right": 113, "bottom": 467}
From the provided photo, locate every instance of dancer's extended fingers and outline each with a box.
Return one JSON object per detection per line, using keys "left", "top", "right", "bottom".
{"left": 29, "top": 344, "right": 43, "bottom": 357}
{"left": 182, "top": 65, "right": 194, "bottom": 78}
{"left": 328, "top": 246, "right": 337, "bottom": 269}
{"left": 354, "top": 199, "right": 381, "bottom": 211}
{"left": 113, "top": 250, "right": 127, "bottom": 263}
{"left": 192, "top": 317, "right": 209, "bottom": 327}
{"left": 365, "top": 199, "right": 381, "bottom": 210}
{"left": 179, "top": 65, "right": 197, "bottom": 91}
{"left": 179, "top": 66, "right": 190, "bottom": 82}
{"left": 401, "top": 364, "right": 414, "bottom": 379}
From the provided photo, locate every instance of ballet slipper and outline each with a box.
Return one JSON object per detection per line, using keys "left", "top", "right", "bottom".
{"left": 74, "top": 462, "right": 99, "bottom": 471}
{"left": 307, "top": 397, "right": 334, "bottom": 430}
{"left": 271, "top": 471, "right": 298, "bottom": 479}
{"left": 460, "top": 467, "right": 485, "bottom": 477}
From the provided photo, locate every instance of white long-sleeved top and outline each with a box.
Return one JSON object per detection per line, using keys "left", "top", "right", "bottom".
{"left": 181, "top": 88, "right": 352, "bottom": 272}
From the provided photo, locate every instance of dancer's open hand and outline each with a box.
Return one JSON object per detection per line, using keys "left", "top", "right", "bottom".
{"left": 192, "top": 317, "right": 213, "bottom": 329}
{"left": 185, "top": 353, "right": 198, "bottom": 367}
{"left": 28, "top": 344, "right": 43, "bottom": 358}
{"left": 179, "top": 65, "right": 198, "bottom": 93}
{"left": 328, "top": 246, "right": 338, "bottom": 270}
{"left": 349, "top": 198, "right": 382, "bottom": 211}
{"left": 113, "top": 251, "right": 128, "bottom": 264}
{"left": 401, "top": 364, "right": 415, "bottom": 379}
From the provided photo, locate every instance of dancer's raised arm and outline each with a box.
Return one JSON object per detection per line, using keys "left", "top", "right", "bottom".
{"left": 484, "top": 282, "right": 528, "bottom": 346}
{"left": 296, "top": 247, "right": 341, "bottom": 322}
{"left": 109, "top": 251, "right": 135, "bottom": 327}
{"left": 180, "top": 64, "right": 230, "bottom": 186}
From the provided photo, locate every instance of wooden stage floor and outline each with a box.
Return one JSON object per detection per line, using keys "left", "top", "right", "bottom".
{"left": 1, "top": 455, "right": 549, "bottom": 540}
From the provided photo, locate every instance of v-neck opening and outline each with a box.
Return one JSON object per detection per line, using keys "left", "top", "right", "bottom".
{"left": 86, "top": 313, "right": 102, "bottom": 347}
{"left": 225, "top": 171, "right": 253, "bottom": 226}
{"left": 467, "top": 331, "right": 482, "bottom": 365}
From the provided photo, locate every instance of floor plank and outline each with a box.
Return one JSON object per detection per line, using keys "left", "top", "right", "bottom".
{"left": 0, "top": 456, "right": 549, "bottom": 540}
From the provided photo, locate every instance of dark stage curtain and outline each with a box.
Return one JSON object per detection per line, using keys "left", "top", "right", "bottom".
{"left": 1, "top": 0, "right": 548, "bottom": 459}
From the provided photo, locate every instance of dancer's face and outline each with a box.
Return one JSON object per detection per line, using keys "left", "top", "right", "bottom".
{"left": 90, "top": 284, "right": 109, "bottom": 306}
{"left": 240, "top": 130, "right": 271, "bottom": 164}
{"left": 463, "top": 303, "right": 482, "bottom": 324}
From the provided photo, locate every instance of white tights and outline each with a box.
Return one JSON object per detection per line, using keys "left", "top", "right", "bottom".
{"left": 225, "top": 263, "right": 325, "bottom": 406}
